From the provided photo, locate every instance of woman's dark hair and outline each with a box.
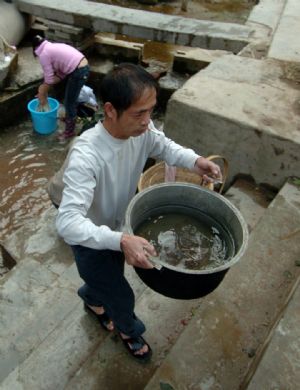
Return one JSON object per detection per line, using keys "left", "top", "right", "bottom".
{"left": 99, "top": 63, "right": 159, "bottom": 116}
{"left": 32, "top": 35, "right": 45, "bottom": 56}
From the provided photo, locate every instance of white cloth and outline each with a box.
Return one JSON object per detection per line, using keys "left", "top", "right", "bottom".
{"left": 77, "top": 85, "right": 97, "bottom": 107}
{"left": 56, "top": 120, "right": 200, "bottom": 251}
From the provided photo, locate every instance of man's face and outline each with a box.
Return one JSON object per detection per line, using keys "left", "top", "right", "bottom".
{"left": 107, "top": 87, "right": 157, "bottom": 139}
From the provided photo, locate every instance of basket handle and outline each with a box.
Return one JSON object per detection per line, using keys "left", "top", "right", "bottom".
{"left": 202, "top": 155, "right": 229, "bottom": 194}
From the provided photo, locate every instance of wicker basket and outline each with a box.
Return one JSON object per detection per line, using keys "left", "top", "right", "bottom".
{"left": 138, "top": 155, "right": 228, "bottom": 193}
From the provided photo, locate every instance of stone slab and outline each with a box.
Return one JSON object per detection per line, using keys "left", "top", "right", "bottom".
{"left": 224, "top": 177, "right": 271, "bottom": 233}
{"left": 94, "top": 34, "right": 143, "bottom": 63}
{"left": 173, "top": 47, "right": 231, "bottom": 74}
{"left": 3, "top": 207, "right": 74, "bottom": 276}
{"left": 240, "top": 0, "right": 287, "bottom": 60}
{"left": 0, "top": 258, "right": 58, "bottom": 379}
{"left": 0, "top": 46, "right": 18, "bottom": 90}
{"left": 247, "top": 0, "right": 286, "bottom": 36}
{"left": 0, "top": 264, "right": 146, "bottom": 389}
{"left": 247, "top": 281, "right": 300, "bottom": 390}
{"left": 0, "top": 263, "right": 80, "bottom": 382}
{"left": 144, "top": 180, "right": 300, "bottom": 390}
{"left": 164, "top": 55, "right": 300, "bottom": 189}
{"left": 7, "top": 46, "right": 42, "bottom": 89}
{"left": 0, "top": 305, "right": 108, "bottom": 390}
{"left": 36, "top": 17, "right": 86, "bottom": 35}
{"left": 65, "top": 288, "right": 201, "bottom": 390}
{"left": 268, "top": 0, "right": 300, "bottom": 63}
{"left": 16, "top": 0, "right": 252, "bottom": 52}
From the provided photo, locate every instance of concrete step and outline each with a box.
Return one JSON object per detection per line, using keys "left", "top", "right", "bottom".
{"left": 0, "top": 177, "right": 277, "bottom": 388}
{"left": 247, "top": 279, "right": 300, "bottom": 390}
{"left": 268, "top": 0, "right": 300, "bottom": 63}
{"left": 245, "top": 0, "right": 287, "bottom": 46}
{"left": 224, "top": 177, "right": 273, "bottom": 232}
{"left": 94, "top": 34, "right": 143, "bottom": 64}
{"left": 0, "top": 261, "right": 80, "bottom": 382}
{"left": 0, "top": 201, "right": 147, "bottom": 384}
{"left": 17, "top": 0, "right": 252, "bottom": 53}
{"left": 144, "top": 180, "right": 300, "bottom": 389}
{"left": 173, "top": 47, "right": 231, "bottom": 75}
{"left": 60, "top": 178, "right": 271, "bottom": 389}
{"left": 0, "top": 206, "right": 80, "bottom": 382}
{"left": 0, "top": 260, "right": 146, "bottom": 390}
{"left": 64, "top": 289, "right": 201, "bottom": 390}
{"left": 3, "top": 206, "right": 73, "bottom": 274}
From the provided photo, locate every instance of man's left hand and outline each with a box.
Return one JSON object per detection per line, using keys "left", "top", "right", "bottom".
{"left": 193, "top": 156, "right": 222, "bottom": 184}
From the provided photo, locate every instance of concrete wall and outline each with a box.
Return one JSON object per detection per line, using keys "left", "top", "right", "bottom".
{"left": 16, "top": 0, "right": 252, "bottom": 53}
{"left": 164, "top": 55, "right": 300, "bottom": 189}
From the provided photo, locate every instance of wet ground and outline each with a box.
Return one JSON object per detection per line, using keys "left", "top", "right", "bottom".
{"left": 0, "top": 113, "right": 164, "bottom": 246}
{"left": 92, "top": 0, "right": 256, "bottom": 24}
{"left": 0, "top": 121, "right": 66, "bottom": 243}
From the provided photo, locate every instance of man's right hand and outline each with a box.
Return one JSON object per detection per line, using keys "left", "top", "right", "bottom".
{"left": 120, "top": 233, "right": 157, "bottom": 269}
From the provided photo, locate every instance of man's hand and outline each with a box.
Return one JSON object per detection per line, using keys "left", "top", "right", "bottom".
{"left": 193, "top": 156, "right": 222, "bottom": 184}
{"left": 120, "top": 233, "right": 157, "bottom": 269}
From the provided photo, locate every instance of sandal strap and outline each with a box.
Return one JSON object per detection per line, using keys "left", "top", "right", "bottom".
{"left": 83, "top": 303, "right": 113, "bottom": 331}
{"left": 120, "top": 334, "right": 152, "bottom": 362}
{"left": 123, "top": 336, "right": 145, "bottom": 352}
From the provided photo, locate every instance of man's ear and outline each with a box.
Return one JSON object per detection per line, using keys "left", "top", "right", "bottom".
{"left": 104, "top": 102, "right": 117, "bottom": 120}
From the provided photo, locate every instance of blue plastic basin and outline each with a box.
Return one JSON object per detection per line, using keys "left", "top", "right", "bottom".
{"left": 27, "top": 97, "right": 59, "bottom": 135}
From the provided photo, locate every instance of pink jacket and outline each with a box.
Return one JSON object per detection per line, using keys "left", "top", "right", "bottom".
{"left": 35, "top": 40, "right": 84, "bottom": 84}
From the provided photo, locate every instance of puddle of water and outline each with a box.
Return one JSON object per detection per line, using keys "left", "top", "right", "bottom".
{"left": 0, "top": 120, "right": 66, "bottom": 242}
{"left": 115, "top": 33, "right": 175, "bottom": 66}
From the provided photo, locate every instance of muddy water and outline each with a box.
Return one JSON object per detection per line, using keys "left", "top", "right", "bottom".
{"left": 0, "top": 120, "right": 66, "bottom": 242}
{"left": 136, "top": 210, "right": 235, "bottom": 270}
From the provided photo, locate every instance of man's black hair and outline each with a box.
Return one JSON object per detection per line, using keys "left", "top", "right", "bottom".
{"left": 99, "top": 63, "right": 159, "bottom": 116}
{"left": 32, "top": 35, "right": 45, "bottom": 56}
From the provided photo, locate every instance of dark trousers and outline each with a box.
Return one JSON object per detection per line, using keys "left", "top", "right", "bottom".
{"left": 71, "top": 245, "right": 146, "bottom": 338}
{"left": 64, "top": 65, "right": 90, "bottom": 119}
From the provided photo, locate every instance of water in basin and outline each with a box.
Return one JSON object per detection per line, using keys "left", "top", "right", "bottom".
{"left": 135, "top": 207, "right": 235, "bottom": 271}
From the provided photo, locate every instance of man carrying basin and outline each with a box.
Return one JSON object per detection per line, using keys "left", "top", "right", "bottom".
{"left": 32, "top": 35, "right": 89, "bottom": 141}
{"left": 56, "top": 63, "right": 221, "bottom": 362}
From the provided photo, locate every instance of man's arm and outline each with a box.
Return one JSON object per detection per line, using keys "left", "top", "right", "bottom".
{"left": 147, "top": 123, "right": 222, "bottom": 183}
{"left": 56, "top": 146, "right": 123, "bottom": 251}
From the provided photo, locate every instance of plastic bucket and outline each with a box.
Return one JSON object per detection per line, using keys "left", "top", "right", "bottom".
{"left": 27, "top": 97, "right": 59, "bottom": 135}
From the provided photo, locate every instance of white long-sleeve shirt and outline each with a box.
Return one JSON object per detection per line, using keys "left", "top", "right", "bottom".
{"left": 56, "top": 120, "right": 199, "bottom": 251}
